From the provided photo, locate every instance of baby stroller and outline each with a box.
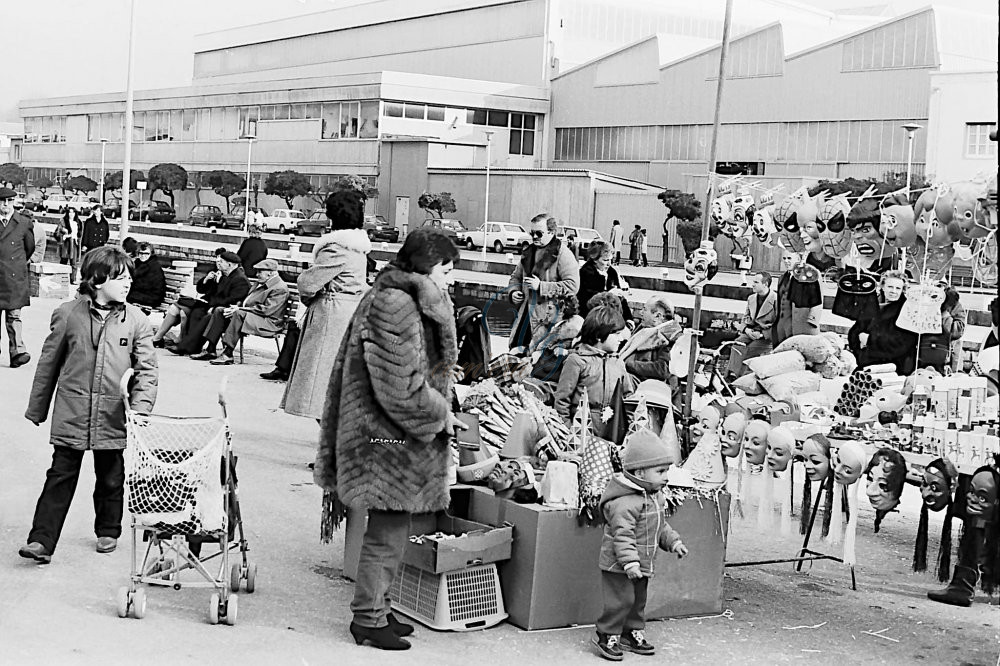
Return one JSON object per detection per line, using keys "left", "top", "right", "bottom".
{"left": 116, "top": 369, "right": 255, "bottom": 624}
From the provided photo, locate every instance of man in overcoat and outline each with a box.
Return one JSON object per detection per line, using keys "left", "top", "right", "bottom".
{"left": 0, "top": 187, "right": 36, "bottom": 368}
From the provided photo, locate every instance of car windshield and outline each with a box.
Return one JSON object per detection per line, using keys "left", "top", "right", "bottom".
{"left": 444, "top": 220, "right": 465, "bottom": 231}
{"left": 309, "top": 212, "right": 325, "bottom": 221}
{"left": 288, "top": 211, "right": 306, "bottom": 219}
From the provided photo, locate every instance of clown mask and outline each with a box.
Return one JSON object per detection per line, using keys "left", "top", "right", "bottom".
{"left": 721, "top": 411, "right": 747, "bottom": 458}
{"left": 731, "top": 194, "right": 755, "bottom": 237}
{"left": 765, "top": 426, "right": 795, "bottom": 473}
{"left": 752, "top": 206, "right": 777, "bottom": 246}
{"left": 742, "top": 420, "right": 771, "bottom": 465}
{"left": 684, "top": 241, "right": 718, "bottom": 290}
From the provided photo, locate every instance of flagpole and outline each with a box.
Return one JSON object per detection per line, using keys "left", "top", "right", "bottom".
{"left": 682, "top": 0, "right": 734, "bottom": 455}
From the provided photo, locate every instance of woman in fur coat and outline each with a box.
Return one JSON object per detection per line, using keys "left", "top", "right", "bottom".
{"left": 848, "top": 270, "right": 918, "bottom": 375}
{"left": 313, "top": 226, "right": 466, "bottom": 651}
{"left": 281, "top": 191, "right": 372, "bottom": 419}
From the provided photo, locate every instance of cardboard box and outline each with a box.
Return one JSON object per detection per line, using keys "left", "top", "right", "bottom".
{"left": 402, "top": 513, "right": 512, "bottom": 574}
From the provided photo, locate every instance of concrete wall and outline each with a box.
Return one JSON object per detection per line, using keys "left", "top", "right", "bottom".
{"left": 379, "top": 142, "right": 431, "bottom": 232}
{"left": 926, "top": 71, "right": 998, "bottom": 182}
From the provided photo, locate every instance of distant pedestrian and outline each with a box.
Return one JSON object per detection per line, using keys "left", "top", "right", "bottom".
{"left": 54, "top": 209, "right": 82, "bottom": 283}
{"left": 19, "top": 246, "right": 158, "bottom": 564}
{"left": 609, "top": 220, "right": 623, "bottom": 265}
{"left": 238, "top": 223, "right": 269, "bottom": 278}
{"left": 80, "top": 205, "right": 110, "bottom": 254}
{"left": 0, "top": 186, "right": 36, "bottom": 368}
{"left": 640, "top": 229, "right": 649, "bottom": 267}
{"left": 629, "top": 225, "right": 642, "bottom": 266}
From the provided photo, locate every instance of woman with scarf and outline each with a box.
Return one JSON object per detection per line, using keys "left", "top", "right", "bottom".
{"left": 313, "top": 227, "right": 467, "bottom": 651}
{"left": 848, "top": 270, "right": 918, "bottom": 375}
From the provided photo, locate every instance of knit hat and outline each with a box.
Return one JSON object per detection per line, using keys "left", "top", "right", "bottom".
{"left": 622, "top": 427, "right": 676, "bottom": 471}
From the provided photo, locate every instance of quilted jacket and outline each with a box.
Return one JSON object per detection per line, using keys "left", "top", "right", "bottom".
{"left": 599, "top": 474, "right": 681, "bottom": 576}
{"left": 313, "top": 264, "right": 458, "bottom": 513}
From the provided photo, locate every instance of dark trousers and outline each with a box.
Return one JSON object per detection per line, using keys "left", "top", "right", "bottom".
{"left": 641, "top": 252, "right": 649, "bottom": 267}
{"left": 275, "top": 322, "right": 300, "bottom": 374}
{"left": 177, "top": 307, "right": 213, "bottom": 353}
{"left": 28, "top": 446, "right": 125, "bottom": 553}
{"left": 597, "top": 570, "right": 648, "bottom": 635}
{"left": 351, "top": 509, "right": 412, "bottom": 628}
{"left": 201, "top": 308, "right": 233, "bottom": 353}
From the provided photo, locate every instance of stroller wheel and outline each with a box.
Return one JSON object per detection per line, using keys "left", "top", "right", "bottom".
{"left": 116, "top": 587, "right": 130, "bottom": 618}
{"left": 223, "top": 594, "right": 238, "bottom": 626}
{"left": 208, "top": 593, "right": 221, "bottom": 625}
{"left": 230, "top": 564, "right": 242, "bottom": 592}
{"left": 245, "top": 563, "right": 257, "bottom": 594}
{"left": 132, "top": 589, "right": 147, "bottom": 619}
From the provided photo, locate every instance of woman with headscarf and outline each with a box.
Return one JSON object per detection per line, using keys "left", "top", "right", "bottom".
{"left": 313, "top": 227, "right": 466, "bottom": 650}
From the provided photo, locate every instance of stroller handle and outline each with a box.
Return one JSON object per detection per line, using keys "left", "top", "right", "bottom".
{"left": 120, "top": 368, "right": 135, "bottom": 410}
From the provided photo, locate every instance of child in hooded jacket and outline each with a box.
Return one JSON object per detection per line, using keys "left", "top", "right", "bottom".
{"left": 593, "top": 427, "right": 688, "bottom": 661}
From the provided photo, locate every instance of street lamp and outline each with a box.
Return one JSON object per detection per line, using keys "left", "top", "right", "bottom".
{"left": 98, "top": 139, "right": 108, "bottom": 205}
{"left": 901, "top": 123, "right": 923, "bottom": 193}
{"left": 241, "top": 121, "right": 257, "bottom": 230}
{"left": 481, "top": 130, "right": 494, "bottom": 260}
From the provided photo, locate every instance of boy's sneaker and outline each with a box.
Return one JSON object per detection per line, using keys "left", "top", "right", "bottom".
{"left": 592, "top": 632, "right": 624, "bottom": 661}
{"left": 620, "top": 630, "right": 655, "bottom": 655}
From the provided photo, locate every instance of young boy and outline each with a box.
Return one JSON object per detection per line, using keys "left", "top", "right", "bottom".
{"left": 594, "top": 427, "right": 688, "bottom": 661}
{"left": 19, "top": 246, "right": 158, "bottom": 564}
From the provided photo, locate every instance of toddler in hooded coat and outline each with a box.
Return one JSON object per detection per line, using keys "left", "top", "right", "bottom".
{"left": 592, "top": 427, "right": 688, "bottom": 661}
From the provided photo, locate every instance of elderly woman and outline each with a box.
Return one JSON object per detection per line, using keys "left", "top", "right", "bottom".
{"left": 621, "top": 294, "right": 683, "bottom": 383}
{"left": 577, "top": 240, "right": 633, "bottom": 322}
{"left": 281, "top": 190, "right": 371, "bottom": 419}
{"left": 314, "top": 227, "right": 466, "bottom": 651}
{"left": 848, "top": 270, "right": 918, "bottom": 375}
{"left": 237, "top": 223, "right": 269, "bottom": 279}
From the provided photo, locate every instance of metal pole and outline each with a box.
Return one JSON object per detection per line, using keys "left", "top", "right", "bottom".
{"left": 905, "top": 133, "right": 914, "bottom": 193}
{"left": 482, "top": 131, "right": 493, "bottom": 259}
{"left": 245, "top": 137, "right": 254, "bottom": 228}
{"left": 118, "top": 0, "right": 137, "bottom": 243}
{"left": 682, "top": 0, "right": 734, "bottom": 454}
{"left": 99, "top": 139, "right": 108, "bottom": 206}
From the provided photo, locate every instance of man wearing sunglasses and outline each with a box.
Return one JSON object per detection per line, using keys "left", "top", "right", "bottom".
{"left": 507, "top": 213, "right": 579, "bottom": 352}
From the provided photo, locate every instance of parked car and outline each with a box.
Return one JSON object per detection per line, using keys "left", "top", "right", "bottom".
{"left": 259, "top": 208, "right": 305, "bottom": 234}
{"left": 43, "top": 193, "right": 70, "bottom": 214}
{"left": 463, "top": 221, "right": 530, "bottom": 253}
{"left": 363, "top": 215, "right": 399, "bottom": 243}
{"left": 21, "top": 192, "right": 46, "bottom": 212}
{"left": 559, "top": 225, "right": 604, "bottom": 255}
{"left": 128, "top": 200, "right": 176, "bottom": 223}
{"left": 222, "top": 205, "right": 267, "bottom": 230}
{"left": 187, "top": 204, "right": 225, "bottom": 228}
{"left": 420, "top": 218, "right": 466, "bottom": 245}
{"left": 298, "top": 210, "right": 330, "bottom": 236}
{"left": 102, "top": 197, "right": 136, "bottom": 219}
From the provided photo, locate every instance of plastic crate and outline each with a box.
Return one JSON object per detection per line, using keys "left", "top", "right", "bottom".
{"left": 389, "top": 562, "right": 506, "bottom": 631}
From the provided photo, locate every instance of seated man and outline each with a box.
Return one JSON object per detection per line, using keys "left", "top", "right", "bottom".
{"left": 152, "top": 247, "right": 229, "bottom": 347}
{"left": 166, "top": 251, "right": 251, "bottom": 354}
{"left": 620, "top": 294, "right": 683, "bottom": 383}
{"left": 726, "top": 270, "right": 777, "bottom": 378}
{"left": 190, "top": 259, "right": 289, "bottom": 364}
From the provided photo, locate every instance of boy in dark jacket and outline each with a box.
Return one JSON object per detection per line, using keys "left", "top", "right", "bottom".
{"left": 593, "top": 427, "right": 688, "bottom": 660}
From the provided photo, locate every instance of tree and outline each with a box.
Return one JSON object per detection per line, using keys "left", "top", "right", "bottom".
{"left": 0, "top": 163, "right": 27, "bottom": 189}
{"left": 417, "top": 191, "right": 457, "bottom": 219}
{"left": 203, "top": 170, "right": 246, "bottom": 213}
{"left": 64, "top": 175, "right": 98, "bottom": 194}
{"left": 34, "top": 175, "right": 54, "bottom": 196}
{"left": 658, "top": 189, "right": 711, "bottom": 255}
{"left": 264, "top": 170, "right": 312, "bottom": 209}
{"left": 105, "top": 169, "right": 145, "bottom": 197}
{"left": 309, "top": 174, "right": 379, "bottom": 207}
{"left": 881, "top": 170, "right": 931, "bottom": 205}
{"left": 148, "top": 163, "right": 189, "bottom": 208}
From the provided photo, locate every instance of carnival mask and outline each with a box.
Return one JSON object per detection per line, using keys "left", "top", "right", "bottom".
{"left": 773, "top": 193, "right": 807, "bottom": 253}
{"left": 914, "top": 188, "right": 960, "bottom": 249}
{"left": 690, "top": 405, "right": 722, "bottom": 445}
{"left": 791, "top": 263, "right": 820, "bottom": 284}
{"left": 833, "top": 441, "right": 867, "bottom": 485}
{"left": 920, "top": 459, "right": 957, "bottom": 512}
{"left": 765, "top": 426, "right": 795, "bottom": 473}
{"left": 802, "top": 436, "right": 831, "bottom": 482}
{"left": 742, "top": 420, "right": 771, "bottom": 465}
{"left": 752, "top": 206, "right": 777, "bottom": 246}
{"left": 865, "top": 448, "right": 907, "bottom": 525}
{"left": 837, "top": 272, "right": 877, "bottom": 295}
{"left": 847, "top": 198, "right": 886, "bottom": 258}
{"left": 731, "top": 194, "right": 755, "bottom": 237}
{"left": 683, "top": 241, "right": 718, "bottom": 289}
{"left": 711, "top": 194, "right": 735, "bottom": 228}
{"left": 951, "top": 182, "right": 993, "bottom": 242}
{"left": 966, "top": 468, "right": 1000, "bottom": 520}
{"left": 816, "top": 195, "right": 853, "bottom": 259}
{"left": 721, "top": 411, "right": 747, "bottom": 458}
{"left": 880, "top": 193, "right": 917, "bottom": 249}
{"left": 796, "top": 197, "right": 823, "bottom": 255}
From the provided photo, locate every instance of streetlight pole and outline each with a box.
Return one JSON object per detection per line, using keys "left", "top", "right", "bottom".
{"left": 242, "top": 123, "right": 256, "bottom": 230}
{"left": 98, "top": 139, "right": 108, "bottom": 206}
{"left": 118, "top": 0, "right": 137, "bottom": 243}
{"left": 901, "top": 123, "right": 923, "bottom": 194}
{"left": 482, "top": 130, "right": 494, "bottom": 260}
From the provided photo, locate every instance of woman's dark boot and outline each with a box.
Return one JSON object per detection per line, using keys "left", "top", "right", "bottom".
{"left": 387, "top": 612, "right": 414, "bottom": 637}
{"left": 927, "top": 565, "right": 978, "bottom": 607}
{"left": 349, "top": 622, "right": 411, "bottom": 650}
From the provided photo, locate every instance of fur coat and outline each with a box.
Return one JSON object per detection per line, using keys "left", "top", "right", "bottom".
{"left": 314, "top": 263, "right": 458, "bottom": 521}
{"left": 282, "top": 229, "right": 370, "bottom": 419}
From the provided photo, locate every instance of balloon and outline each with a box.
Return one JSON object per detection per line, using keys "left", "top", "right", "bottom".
{"left": 914, "top": 187, "right": 961, "bottom": 249}
{"left": 951, "top": 182, "right": 993, "bottom": 242}
{"left": 880, "top": 193, "right": 917, "bottom": 250}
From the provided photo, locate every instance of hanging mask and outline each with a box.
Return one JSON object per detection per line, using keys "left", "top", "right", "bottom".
{"left": 847, "top": 197, "right": 889, "bottom": 259}
{"left": 920, "top": 458, "right": 957, "bottom": 512}
{"left": 864, "top": 448, "right": 907, "bottom": 531}
{"left": 720, "top": 411, "right": 747, "bottom": 458}
{"left": 965, "top": 466, "right": 1000, "bottom": 521}
{"left": 683, "top": 241, "right": 718, "bottom": 290}
{"left": 914, "top": 186, "right": 960, "bottom": 250}
{"left": 880, "top": 193, "right": 917, "bottom": 250}
{"left": 816, "top": 194, "right": 853, "bottom": 259}
{"left": 796, "top": 196, "right": 824, "bottom": 256}
{"left": 731, "top": 194, "right": 756, "bottom": 238}
{"left": 837, "top": 271, "right": 877, "bottom": 295}
{"left": 711, "top": 193, "right": 736, "bottom": 232}
{"left": 773, "top": 192, "right": 807, "bottom": 253}
{"left": 791, "top": 263, "right": 820, "bottom": 284}
{"left": 951, "top": 182, "right": 993, "bottom": 242}
{"left": 752, "top": 205, "right": 778, "bottom": 246}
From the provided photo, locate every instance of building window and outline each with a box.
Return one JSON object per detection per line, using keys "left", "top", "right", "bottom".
{"left": 426, "top": 105, "right": 445, "bottom": 122}
{"left": 359, "top": 101, "right": 379, "bottom": 138}
{"left": 321, "top": 103, "right": 340, "bottom": 139}
{"left": 468, "top": 109, "right": 487, "bottom": 125}
{"left": 384, "top": 102, "right": 403, "bottom": 118}
{"left": 509, "top": 113, "right": 536, "bottom": 156}
{"left": 341, "top": 102, "right": 359, "bottom": 138}
{"left": 403, "top": 103, "right": 424, "bottom": 120}
{"left": 966, "top": 123, "right": 997, "bottom": 157}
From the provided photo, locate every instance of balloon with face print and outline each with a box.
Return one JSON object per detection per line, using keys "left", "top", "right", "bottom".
{"left": 847, "top": 196, "right": 889, "bottom": 260}
{"left": 711, "top": 193, "right": 736, "bottom": 232}
{"left": 730, "top": 193, "right": 756, "bottom": 239}
{"left": 880, "top": 192, "right": 917, "bottom": 250}
{"left": 816, "top": 193, "right": 853, "bottom": 259}
{"left": 950, "top": 182, "right": 994, "bottom": 242}
{"left": 773, "top": 191, "right": 808, "bottom": 253}
{"left": 742, "top": 420, "right": 771, "bottom": 466}
{"left": 914, "top": 187, "right": 961, "bottom": 250}
{"left": 751, "top": 192, "right": 778, "bottom": 246}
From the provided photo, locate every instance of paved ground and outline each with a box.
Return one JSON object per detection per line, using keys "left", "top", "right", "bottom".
{"left": 1, "top": 297, "right": 997, "bottom": 665}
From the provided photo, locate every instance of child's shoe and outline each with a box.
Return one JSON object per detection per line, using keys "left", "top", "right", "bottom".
{"left": 592, "top": 632, "right": 623, "bottom": 661}
{"left": 620, "top": 629, "right": 655, "bottom": 655}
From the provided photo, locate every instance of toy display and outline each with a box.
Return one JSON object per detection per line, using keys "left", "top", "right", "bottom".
{"left": 913, "top": 457, "right": 958, "bottom": 579}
